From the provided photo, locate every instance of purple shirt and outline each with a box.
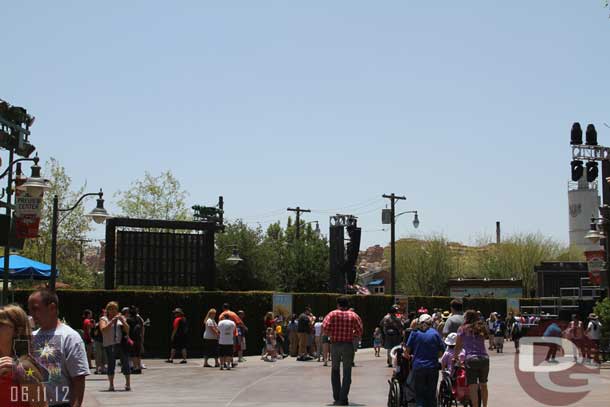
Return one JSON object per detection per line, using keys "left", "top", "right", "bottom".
{"left": 441, "top": 348, "right": 465, "bottom": 371}
{"left": 457, "top": 325, "right": 488, "bottom": 359}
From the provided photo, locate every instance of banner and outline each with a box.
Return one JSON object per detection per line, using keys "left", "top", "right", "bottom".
{"left": 272, "top": 293, "right": 293, "bottom": 321}
{"left": 14, "top": 190, "right": 42, "bottom": 239}
{"left": 507, "top": 298, "right": 520, "bottom": 316}
{"left": 585, "top": 250, "right": 605, "bottom": 286}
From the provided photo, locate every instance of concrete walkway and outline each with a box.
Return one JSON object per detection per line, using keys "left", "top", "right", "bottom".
{"left": 83, "top": 346, "right": 610, "bottom": 406}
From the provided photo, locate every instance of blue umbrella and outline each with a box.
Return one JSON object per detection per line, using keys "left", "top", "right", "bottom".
{"left": 1, "top": 255, "right": 57, "bottom": 280}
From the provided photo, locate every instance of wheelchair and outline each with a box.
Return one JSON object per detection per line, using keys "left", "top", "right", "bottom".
{"left": 387, "top": 346, "right": 415, "bottom": 407}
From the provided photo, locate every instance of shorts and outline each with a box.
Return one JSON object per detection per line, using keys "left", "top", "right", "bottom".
{"left": 373, "top": 340, "right": 382, "bottom": 347}
{"left": 219, "top": 344, "right": 234, "bottom": 357}
{"left": 203, "top": 339, "right": 218, "bottom": 358}
{"left": 494, "top": 336, "right": 504, "bottom": 347}
{"left": 465, "top": 356, "right": 490, "bottom": 385}
{"left": 322, "top": 335, "right": 331, "bottom": 344}
{"left": 172, "top": 336, "right": 187, "bottom": 350}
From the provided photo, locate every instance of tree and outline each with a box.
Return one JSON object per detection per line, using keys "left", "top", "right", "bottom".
{"left": 393, "top": 233, "right": 583, "bottom": 297}
{"left": 277, "top": 220, "right": 329, "bottom": 292}
{"left": 215, "top": 220, "right": 279, "bottom": 291}
{"left": 470, "top": 234, "right": 564, "bottom": 297}
{"left": 20, "top": 158, "right": 95, "bottom": 288}
{"left": 394, "top": 236, "right": 455, "bottom": 296}
{"left": 214, "top": 218, "right": 329, "bottom": 292}
{"left": 115, "top": 171, "right": 189, "bottom": 220}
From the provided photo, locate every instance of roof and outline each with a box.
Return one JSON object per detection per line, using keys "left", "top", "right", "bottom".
{"left": 367, "top": 279, "right": 385, "bottom": 286}
{"left": 448, "top": 278, "right": 522, "bottom": 288}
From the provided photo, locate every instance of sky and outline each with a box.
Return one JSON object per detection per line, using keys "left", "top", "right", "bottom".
{"left": 2, "top": 1, "right": 610, "bottom": 248}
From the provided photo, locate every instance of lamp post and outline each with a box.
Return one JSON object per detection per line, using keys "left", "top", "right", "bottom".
{"left": 49, "top": 189, "right": 110, "bottom": 291}
{"left": 226, "top": 245, "right": 243, "bottom": 264}
{"left": 382, "top": 192, "right": 420, "bottom": 297}
{"left": 1, "top": 156, "right": 49, "bottom": 304}
{"left": 585, "top": 209, "right": 610, "bottom": 298}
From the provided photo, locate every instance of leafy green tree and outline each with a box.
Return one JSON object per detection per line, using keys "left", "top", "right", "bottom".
{"left": 115, "top": 171, "right": 189, "bottom": 220}
{"left": 278, "top": 220, "right": 329, "bottom": 292}
{"left": 394, "top": 236, "right": 455, "bottom": 296}
{"left": 593, "top": 297, "right": 610, "bottom": 348}
{"left": 216, "top": 220, "right": 279, "bottom": 291}
{"left": 215, "top": 218, "right": 329, "bottom": 292}
{"left": 470, "top": 234, "right": 564, "bottom": 297}
{"left": 20, "top": 158, "right": 95, "bottom": 288}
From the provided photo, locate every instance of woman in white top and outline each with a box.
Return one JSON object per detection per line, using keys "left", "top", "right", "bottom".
{"left": 99, "top": 301, "right": 131, "bottom": 391}
{"left": 313, "top": 317, "right": 323, "bottom": 361}
{"left": 203, "top": 308, "right": 220, "bottom": 368}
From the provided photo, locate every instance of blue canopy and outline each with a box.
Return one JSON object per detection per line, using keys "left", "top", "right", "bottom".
{"left": 1, "top": 255, "right": 56, "bottom": 280}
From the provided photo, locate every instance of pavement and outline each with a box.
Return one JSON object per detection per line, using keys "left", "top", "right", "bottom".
{"left": 83, "top": 344, "right": 610, "bottom": 407}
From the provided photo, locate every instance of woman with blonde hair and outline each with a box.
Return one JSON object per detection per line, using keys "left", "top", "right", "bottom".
{"left": 202, "top": 308, "right": 220, "bottom": 368}
{"left": 0, "top": 304, "right": 48, "bottom": 407}
{"left": 99, "top": 301, "right": 131, "bottom": 391}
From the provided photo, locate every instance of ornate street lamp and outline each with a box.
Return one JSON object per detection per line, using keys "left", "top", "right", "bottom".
{"left": 226, "top": 246, "right": 243, "bottom": 264}
{"left": 49, "top": 189, "right": 111, "bottom": 290}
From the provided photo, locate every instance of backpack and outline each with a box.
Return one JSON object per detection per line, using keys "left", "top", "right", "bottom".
{"left": 179, "top": 317, "right": 189, "bottom": 336}
{"left": 297, "top": 314, "right": 310, "bottom": 332}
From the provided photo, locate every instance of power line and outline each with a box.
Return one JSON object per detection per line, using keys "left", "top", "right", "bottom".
{"left": 310, "top": 196, "right": 382, "bottom": 214}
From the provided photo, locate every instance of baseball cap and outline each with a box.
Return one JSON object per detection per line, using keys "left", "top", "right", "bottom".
{"left": 418, "top": 313, "right": 432, "bottom": 324}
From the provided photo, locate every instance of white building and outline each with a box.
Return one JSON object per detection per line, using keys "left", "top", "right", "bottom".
{"left": 568, "top": 177, "right": 600, "bottom": 252}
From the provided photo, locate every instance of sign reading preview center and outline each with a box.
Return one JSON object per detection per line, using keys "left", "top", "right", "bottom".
{"left": 14, "top": 193, "right": 42, "bottom": 239}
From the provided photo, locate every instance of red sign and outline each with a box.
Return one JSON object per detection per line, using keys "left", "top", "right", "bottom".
{"left": 585, "top": 250, "right": 605, "bottom": 285}
{"left": 15, "top": 214, "right": 41, "bottom": 239}
{"left": 14, "top": 177, "right": 43, "bottom": 238}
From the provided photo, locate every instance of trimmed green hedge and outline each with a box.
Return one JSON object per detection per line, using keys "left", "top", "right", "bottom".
{"left": 12, "top": 289, "right": 273, "bottom": 358}
{"left": 11, "top": 290, "right": 533, "bottom": 357}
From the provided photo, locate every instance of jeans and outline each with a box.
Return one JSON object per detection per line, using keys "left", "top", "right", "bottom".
{"left": 331, "top": 342, "right": 355, "bottom": 403}
{"left": 413, "top": 367, "right": 439, "bottom": 407}
{"left": 105, "top": 344, "right": 130, "bottom": 376}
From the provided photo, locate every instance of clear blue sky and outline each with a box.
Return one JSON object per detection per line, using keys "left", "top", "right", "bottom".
{"left": 2, "top": 1, "right": 610, "bottom": 248}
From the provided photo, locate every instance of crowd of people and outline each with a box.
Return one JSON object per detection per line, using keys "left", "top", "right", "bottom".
{"left": 0, "top": 290, "right": 605, "bottom": 407}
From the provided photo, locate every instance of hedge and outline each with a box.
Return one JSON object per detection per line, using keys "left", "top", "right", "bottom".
{"left": 12, "top": 289, "right": 273, "bottom": 358}
{"left": 10, "top": 290, "right": 542, "bottom": 357}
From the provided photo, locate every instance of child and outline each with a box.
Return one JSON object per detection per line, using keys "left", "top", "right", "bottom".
{"left": 440, "top": 333, "right": 464, "bottom": 372}
{"left": 493, "top": 315, "right": 506, "bottom": 353}
{"left": 373, "top": 327, "right": 382, "bottom": 357}
{"left": 512, "top": 315, "right": 524, "bottom": 354}
{"left": 263, "top": 327, "right": 278, "bottom": 362}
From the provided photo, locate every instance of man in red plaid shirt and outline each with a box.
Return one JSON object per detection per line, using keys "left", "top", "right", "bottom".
{"left": 322, "top": 296, "right": 363, "bottom": 406}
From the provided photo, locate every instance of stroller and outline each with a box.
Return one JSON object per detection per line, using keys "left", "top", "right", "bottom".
{"left": 437, "top": 362, "right": 480, "bottom": 407}
{"left": 387, "top": 346, "right": 416, "bottom": 407}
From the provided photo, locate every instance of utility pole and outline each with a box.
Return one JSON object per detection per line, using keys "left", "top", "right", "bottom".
{"left": 287, "top": 206, "right": 311, "bottom": 240}
{"left": 383, "top": 193, "right": 406, "bottom": 297}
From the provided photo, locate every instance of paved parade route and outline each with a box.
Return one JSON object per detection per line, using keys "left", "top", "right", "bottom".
{"left": 82, "top": 347, "right": 610, "bottom": 407}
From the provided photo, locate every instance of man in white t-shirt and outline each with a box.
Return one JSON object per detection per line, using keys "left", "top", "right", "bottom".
{"left": 29, "top": 289, "right": 90, "bottom": 407}
{"left": 217, "top": 314, "right": 236, "bottom": 370}
{"left": 586, "top": 313, "right": 603, "bottom": 365}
